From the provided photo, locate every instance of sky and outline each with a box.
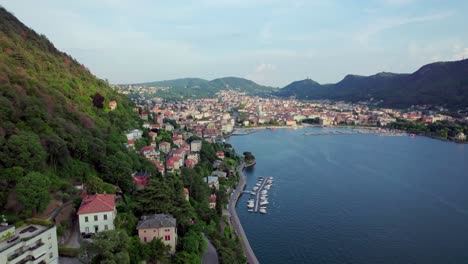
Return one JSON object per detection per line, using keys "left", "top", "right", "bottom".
{"left": 2, "top": 0, "right": 468, "bottom": 87}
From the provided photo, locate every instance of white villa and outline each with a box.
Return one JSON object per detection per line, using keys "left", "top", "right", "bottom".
{"left": 77, "top": 194, "right": 116, "bottom": 235}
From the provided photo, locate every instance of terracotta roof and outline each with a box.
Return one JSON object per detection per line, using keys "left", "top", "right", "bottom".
{"left": 209, "top": 194, "right": 217, "bottom": 203}
{"left": 140, "top": 146, "right": 155, "bottom": 154}
{"left": 77, "top": 194, "right": 115, "bottom": 215}
{"left": 133, "top": 175, "right": 149, "bottom": 187}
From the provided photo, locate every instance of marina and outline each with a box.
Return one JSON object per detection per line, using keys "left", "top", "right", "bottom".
{"left": 246, "top": 176, "right": 274, "bottom": 213}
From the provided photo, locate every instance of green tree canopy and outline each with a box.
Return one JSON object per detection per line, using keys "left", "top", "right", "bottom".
{"left": 79, "top": 230, "right": 130, "bottom": 264}
{"left": 0, "top": 131, "right": 47, "bottom": 172}
{"left": 16, "top": 172, "right": 51, "bottom": 214}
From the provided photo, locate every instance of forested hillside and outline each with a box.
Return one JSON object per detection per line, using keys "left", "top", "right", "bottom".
{"left": 130, "top": 76, "right": 277, "bottom": 99}
{"left": 276, "top": 59, "right": 468, "bottom": 108}
{"left": 0, "top": 7, "right": 150, "bottom": 217}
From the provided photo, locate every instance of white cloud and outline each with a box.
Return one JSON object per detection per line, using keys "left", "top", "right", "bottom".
{"left": 354, "top": 11, "right": 454, "bottom": 45}
{"left": 245, "top": 63, "right": 277, "bottom": 86}
{"left": 259, "top": 23, "right": 273, "bottom": 41}
{"left": 452, "top": 47, "right": 468, "bottom": 60}
{"left": 379, "top": 0, "right": 419, "bottom": 7}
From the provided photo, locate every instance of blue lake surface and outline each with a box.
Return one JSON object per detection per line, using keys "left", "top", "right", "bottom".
{"left": 228, "top": 127, "right": 468, "bottom": 264}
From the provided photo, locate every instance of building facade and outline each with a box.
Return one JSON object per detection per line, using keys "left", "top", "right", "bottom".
{"left": 0, "top": 223, "right": 58, "bottom": 264}
{"left": 190, "top": 140, "right": 202, "bottom": 152}
{"left": 77, "top": 194, "right": 116, "bottom": 235}
{"left": 136, "top": 214, "right": 177, "bottom": 255}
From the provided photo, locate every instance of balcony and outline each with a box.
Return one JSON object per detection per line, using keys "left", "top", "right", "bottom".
{"left": 7, "top": 242, "right": 45, "bottom": 264}
{"left": 7, "top": 248, "right": 29, "bottom": 263}
{"left": 32, "top": 252, "right": 47, "bottom": 264}
{"left": 29, "top": 242, "right": 46, "bottom": 259}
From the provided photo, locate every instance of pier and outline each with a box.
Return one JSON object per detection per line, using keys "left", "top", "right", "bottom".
{"left": 253, "top": 178, "right": 269, "bottom": 212}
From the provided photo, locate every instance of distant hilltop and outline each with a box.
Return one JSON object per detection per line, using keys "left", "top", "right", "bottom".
{"left": 276, "top": 59, "right": 468, "bottom": 109}
{"left": 121, "top": 77, "right": 278, "bottom": 99}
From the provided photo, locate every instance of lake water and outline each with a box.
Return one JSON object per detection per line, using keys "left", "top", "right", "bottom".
{"left": 228, "top": 127, "right": 468, "bottom": 264}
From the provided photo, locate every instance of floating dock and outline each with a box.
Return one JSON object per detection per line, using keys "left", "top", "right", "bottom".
{"left": 254, "top": 179, "right": 269, "bottom": 212}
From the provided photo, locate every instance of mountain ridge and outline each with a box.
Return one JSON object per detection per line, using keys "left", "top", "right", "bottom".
{"left": 127, "top": 76, "right": 278, "bottom": 98}
{"left": 129, "top": 76, "right": 277, "bottom": 89}
{"left": 276, "top": 58, "right": 468, "bottom": 108}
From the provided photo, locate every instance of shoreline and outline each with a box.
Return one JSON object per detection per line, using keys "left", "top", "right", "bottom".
{"left": 228, "top": 163, "right": 259, "bottom": 264}
{"left": 231, "top": 125, "right": 467, "bottom": 144}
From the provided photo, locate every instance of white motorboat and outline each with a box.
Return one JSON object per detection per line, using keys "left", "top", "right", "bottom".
{"left": 255, "top": 183, "right": 261, "bottom": 187}
{"left": 264, "top": 185, "right": 271, "bottom": 190}
{"left": 259, "top": 208, "right": 267, "bottom": 214}
{"left": 247, "top": 201, "right": 254, "bottom": 208}
{"left": 248, "top": 209, "right": 254, "bottom": 212}
{"left": 253, "top": 186, "right": 259, "bottom": 191}
{"left": 261, "top": 190, "right": 268, "bottom": 195}
{"left": 260, "top": 201, "right": 269, "bottom": 206}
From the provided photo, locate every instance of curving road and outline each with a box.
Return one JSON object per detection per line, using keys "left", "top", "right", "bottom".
{"left": 202, "top": 234, "right": 219, "bottom": 264}
{"left": 228, "top": 163, "right": 259, "bottom": 264}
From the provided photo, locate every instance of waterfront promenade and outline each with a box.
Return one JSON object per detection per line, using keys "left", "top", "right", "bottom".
{"left": 228, "top": 163, "right": 259, "bottom": 264}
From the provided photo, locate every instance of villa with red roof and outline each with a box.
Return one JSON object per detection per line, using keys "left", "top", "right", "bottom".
{"left": 216, "top": 151, "right": 225, "bottom": 160}
{"left": 185, "top": 159, "right": 196, "bottom": 168}
{"left": 133, "top": 172, "right": 150, "bottom": 190}
{"left": 77, "top": 194, "right": 116, "bottom": 235}
{"left": 209, "top": 194, "right": 217, "bottom": 209}
{"left": 153, "top": 159, "right": 165, "bottom": 175}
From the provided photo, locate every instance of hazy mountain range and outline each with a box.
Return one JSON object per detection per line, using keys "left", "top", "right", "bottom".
{"left": 132, "top": 59, "right": 468, "bottom": 108}
{"left": 276, "top": 59, "right": 468, "bottom": 108}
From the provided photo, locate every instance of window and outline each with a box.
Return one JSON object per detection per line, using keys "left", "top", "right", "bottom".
{"left": 104, "top": 225, "right": 108, "bottom": 230}
{"left": 94, "top": 215, "right": 98, "bottom": 221}
{"left": 49, "top": 243, "right": 52, "bottom": 249}
{"left": 49, "top": 252, "right": 53, "bottom": 258}
{"left": 165, "top": 229, "right": 170, "bottom": 232}
{"left": 144, "top": 230, "right": 146, "bottom": 233}
{"left": 85, "top": 227, "right": 89, "bottom": 233}
{"left": 94, "top": 225, "right": 99, "bottom": 232}
{"left": 164, "top": 235, "right": 171, "bottom": 241}
{"left": 144, "top": 237, "right": 147, "bottom": 242}
{"left": 104, "top": 214, "right": 108, "bottom": 220}
{"left": 85, "top": 216, "right": 88, "bottom": 222}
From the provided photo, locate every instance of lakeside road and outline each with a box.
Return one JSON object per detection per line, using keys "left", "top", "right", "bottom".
{"left": 228, "top": 163, "right": 260, "bottom": 264}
